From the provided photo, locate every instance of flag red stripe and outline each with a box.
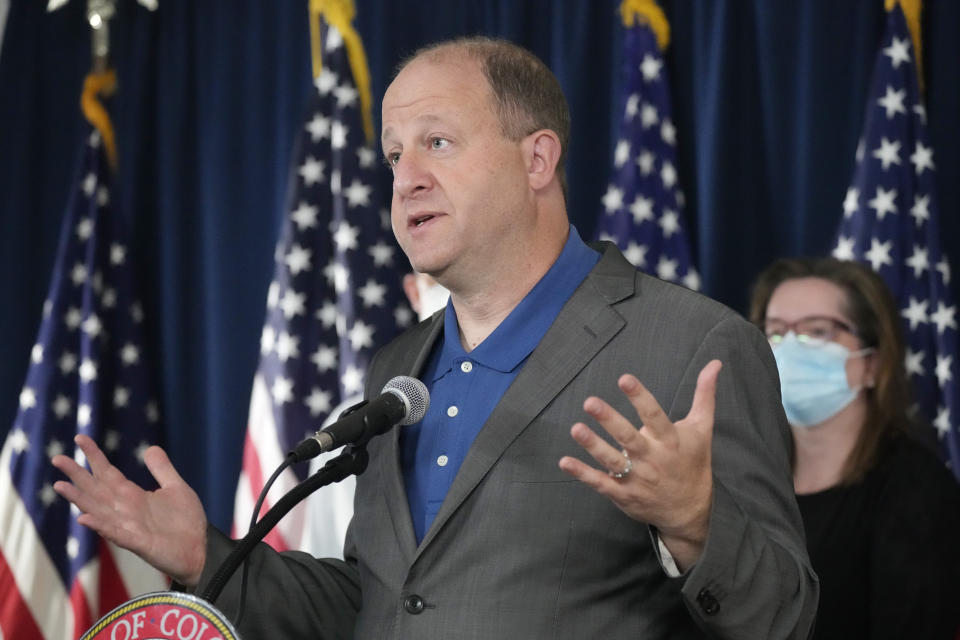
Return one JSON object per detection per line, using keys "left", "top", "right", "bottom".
{"left": 231, "top": 430, "right": 265, "bottom": 539}
{"left": 242, "top": 429, "right": 266, "bottom": 511}
{"left": 0, "top": 550, "right": 45, "bottom": 640}
{"left": 69, "top": 577, "right": 93, "bottom": 640}
{"left": 262, "top": 525, "right": 290, "bottom": 551}
{"left": 97, "top": 538, "right": 131, "bottom": 616}
{"left": 235, "top": 430, "right": 291, "bottom": 550}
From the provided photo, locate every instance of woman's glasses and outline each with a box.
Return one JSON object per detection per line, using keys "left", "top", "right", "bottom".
{"left": 762, "top": 316, "right": 858, "bottom": 345}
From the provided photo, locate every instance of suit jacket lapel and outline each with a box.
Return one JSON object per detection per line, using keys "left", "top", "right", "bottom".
{"left": 415, "top": 244, "right": 636, "bottom": 557}
{"left": 378, "top": 315, "right": 445, "bottom": 562}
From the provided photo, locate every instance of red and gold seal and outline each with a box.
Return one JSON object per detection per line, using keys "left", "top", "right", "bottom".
{"left": 81, "top": 591, "right": 240, "bottom": 640}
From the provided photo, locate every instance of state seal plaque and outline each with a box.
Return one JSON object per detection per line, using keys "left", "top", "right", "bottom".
{"left": 80, "top": 591, "right": 240, "bottom": 640}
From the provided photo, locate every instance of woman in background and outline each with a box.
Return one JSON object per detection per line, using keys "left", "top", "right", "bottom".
{"left": 749, "top": 257, "right": 960, "bottom": 640}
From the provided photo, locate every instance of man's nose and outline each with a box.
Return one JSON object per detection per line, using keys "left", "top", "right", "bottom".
{"left": 393, "top": 151, "right": 432, "bottom": 198}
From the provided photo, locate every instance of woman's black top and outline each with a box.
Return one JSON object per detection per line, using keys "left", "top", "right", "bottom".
{"left": 796, "top": 435, "right": 960, "bottom": 639}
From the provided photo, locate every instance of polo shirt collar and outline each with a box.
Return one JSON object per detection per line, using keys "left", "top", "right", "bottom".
{"left": 432, "top": 224, "right": 599, "bottom": 377}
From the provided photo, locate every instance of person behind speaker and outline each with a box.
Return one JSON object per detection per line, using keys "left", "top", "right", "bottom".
{"left": 749, "top": 257, "right": 960, "bottom": 639}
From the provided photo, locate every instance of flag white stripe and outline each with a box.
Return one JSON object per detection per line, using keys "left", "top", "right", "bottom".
{"left": 232, "top": 470, "right": 255, "bottom": 536}
{"left": 247, "top": 375, "right": 293, "bottom": 489}
{"left": 110, "top": 542, "right": 168, "bottom": 597}
{"left": 0, "top": 440, "right": 74, "bottom": 640}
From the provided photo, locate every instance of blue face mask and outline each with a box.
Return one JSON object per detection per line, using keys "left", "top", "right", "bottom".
{"left": 771, "top": 332, "right": 872, "bottom": 428}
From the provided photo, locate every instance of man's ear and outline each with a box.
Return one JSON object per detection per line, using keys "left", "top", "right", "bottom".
{"left": 524, "top": 129, "right": 562, "bottom": 191}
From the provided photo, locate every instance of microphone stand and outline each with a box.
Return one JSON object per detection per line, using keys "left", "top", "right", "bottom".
{"left": 200, "top": 445, "right": 369, "bottom": 605}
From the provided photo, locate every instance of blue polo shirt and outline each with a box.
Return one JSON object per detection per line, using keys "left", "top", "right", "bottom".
{"left": 400, "top": 225, "right": 600, "bottom": 543}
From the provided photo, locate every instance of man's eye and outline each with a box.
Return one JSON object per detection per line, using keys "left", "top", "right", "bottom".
{"left": 430, "top": 138, "right": 449, "bottom": 150}
{"left": 384, "top": 152, "right": 400, "bottom": 167}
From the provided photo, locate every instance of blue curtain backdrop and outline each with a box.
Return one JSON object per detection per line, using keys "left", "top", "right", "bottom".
{"left": 1, "top": 0, "right": 957, "bottom": 530}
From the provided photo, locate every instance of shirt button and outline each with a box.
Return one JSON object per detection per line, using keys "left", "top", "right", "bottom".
{"left": 460, "top": 361, "right": 473, "bottom": 373}
{"left": 437, "top": 455, "right": 449, "bottom": 467}
{"left": 447, "top": 405, "right": 459, "bottom": 417}
{"left": 404, "top": 594, "right": 425, "bottom": 614}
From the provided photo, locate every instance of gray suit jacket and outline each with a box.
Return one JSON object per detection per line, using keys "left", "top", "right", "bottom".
{"left": 199, "top": 243, "right": 818, "bottom": 639}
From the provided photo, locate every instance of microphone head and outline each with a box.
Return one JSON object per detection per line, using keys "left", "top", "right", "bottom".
{"left": 382, "top": 376, "right": 429, "bottom": 425}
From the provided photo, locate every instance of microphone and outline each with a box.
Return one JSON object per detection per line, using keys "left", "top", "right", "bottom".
{"left": 290, "top": 376, "right": 429, "bottom": 462}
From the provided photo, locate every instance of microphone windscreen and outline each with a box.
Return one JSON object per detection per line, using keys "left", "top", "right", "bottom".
{"left": 383, "top": 376, "right": 430, "bottom": 425}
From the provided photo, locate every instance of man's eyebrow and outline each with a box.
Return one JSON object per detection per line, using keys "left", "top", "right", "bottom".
{"left": 380, "top": 128, "right": 394, "bottom": 148}
{"left": 380, "top": 114, "right": 448, "bottom": 145}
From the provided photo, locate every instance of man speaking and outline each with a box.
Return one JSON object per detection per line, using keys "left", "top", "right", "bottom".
{"left": 54, "top": 37, "right": 817, "bottom": 639}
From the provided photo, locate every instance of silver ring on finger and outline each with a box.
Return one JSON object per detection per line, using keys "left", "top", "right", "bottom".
{"left": 608, "top": 449, "right": 632, "bottom": 479}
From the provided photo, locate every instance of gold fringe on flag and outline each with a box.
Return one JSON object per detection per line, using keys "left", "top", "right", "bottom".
{"left": 80, "top": 69, "right": 118, "bottom": 170}
{"left": 309, "top": 0, "right": 374, "bottom": 143}
{"left": 886, "top": 0, "right": 924, "bottom": 90}
{"left": 620, "top": 0, "right": 670, "bottom": 50}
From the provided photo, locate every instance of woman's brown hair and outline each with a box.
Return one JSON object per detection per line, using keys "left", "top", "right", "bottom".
{"left": 749, "top": 257, "right": 913, "bottom": 484}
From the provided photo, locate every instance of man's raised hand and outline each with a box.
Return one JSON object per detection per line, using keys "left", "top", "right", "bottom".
{"left": 52, "top": 434, "right": 208, "bottom": 586}
{"left": 559, "top": 360, "right": 722, "bottom": 571}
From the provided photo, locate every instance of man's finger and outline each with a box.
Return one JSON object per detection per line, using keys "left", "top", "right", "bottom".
{"left": 581, "top": 396, "right": 652, "bottom": 452}
{"left": 558, "top": 455, "right": 622, "bottom": 497}
{"left": 51, "top": 453, "right": 95, "bottom": 491}
{"left": 616, "top": 374, "right": 673, "bottom": 440}
{"left": 51, "top": 478, "right": 85, "bottom": 507}
{"left": 143, "top": 446, "right": 183, "bottom": 489}
{"left": 571, "top": 422, "right": 647, "bottom": 473}
{"left": 51, "top": 469, "right": 106, "bottom": 517}
{"left": 75, "top": 513, "right": 126, "bottom": 547}
{"left": 686, "top": 360, "right": 722, "bottom": 427}
{"left": 74, "top": 434, "right": 114, "bottom": 477}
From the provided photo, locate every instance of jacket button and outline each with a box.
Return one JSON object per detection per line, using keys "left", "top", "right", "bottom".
{"left": 697, "top": 588, "right": 720, "bottom": 615}
{"left": 404, "top": 594, "right": 425, "bottom": 614}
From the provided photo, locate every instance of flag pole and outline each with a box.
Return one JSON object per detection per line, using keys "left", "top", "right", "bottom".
{"left": 86, "top": 0, "right": 115, "bottom": 74}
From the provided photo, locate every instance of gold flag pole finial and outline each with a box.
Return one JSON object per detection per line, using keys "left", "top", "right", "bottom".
{"left": 620, "top": 0, "right": 670, "bottom": 50}
{"left": 885, "top": 0, "right": 924, "bottom": 91}
{"left": 81, "top": 70, "right": 118, "bottom": 170}
{"left": 309, "top": 0, "right": 374, "bottom": 143}
{"left": 81, "top": 0, "right": 119, "bottom": 169}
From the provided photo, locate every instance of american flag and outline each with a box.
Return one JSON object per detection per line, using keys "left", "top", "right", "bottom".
{"left": 0, "top": 123, "right": 167, "bottom": 637}
{"left": 231, "top": 20, "right": 410, "bottom": 552}
{"left": 596, "top": 11, "right": 699, "bottom": 291}
{"left": 832, "top": 4, "right": 959, "bottom": 477}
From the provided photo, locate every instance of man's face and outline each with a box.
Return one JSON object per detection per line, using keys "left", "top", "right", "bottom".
{"left": 380, "top": 55, "right": 532, "bottom": 289}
